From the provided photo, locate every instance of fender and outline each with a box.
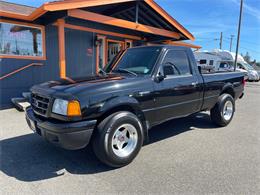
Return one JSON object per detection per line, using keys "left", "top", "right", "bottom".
{"left": 100, "top": 96, "right": 141, "bottom": 113}
{"left": 98, "top": 96, "right": 149, "bottom": 141}
{"left": 221, "top": 83, "right": 235, "bottom": 97}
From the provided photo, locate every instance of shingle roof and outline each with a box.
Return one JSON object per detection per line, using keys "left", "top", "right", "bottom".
{"left": 0, "top": 0, "right": 36, "bottom": 16}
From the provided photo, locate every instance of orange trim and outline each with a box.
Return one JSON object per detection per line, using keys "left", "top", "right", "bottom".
{"left": 144, "top": 0, "right": 195, "bottom": 41}
{"left": 164, "top": 41, "right": 202, "bottom": 49}
{"left": 29, "top": 5, "right": 47, "bottom": 21}
{"left": 57, "top": 19, "right": 66, "bottom": 79}
{"left": 107, "top": 39, "right": 125, "bottom": 51}
{"left": 0, "top": 19, "right": 46, "bottom": 60}
{"left": 68, "top": 9, "right": 181, "bottom": 39}
{"left": 0, "top": 12, "right": 31, "bottom": 21}
{"left": 0, "top": 63, "right": 43, "bottom": 80}
{"left": 44, "top": 0, "right": 134, "bottom": 11}
{"left": 87, "top": 76, "right": 123, "bottom": 83}
{"left": 62, "top": 23, "right": 143, "bottom": 41}
{"left": 0, "top": 55, "right": 46, "bottom": 60}
{"left": 111, "top": 49, "right": 127, "bottom": 70}
{"left": 0, "top": 19, "right": 44, "bottom": 30}
{"left": 0, "top": 5, "right": 47, "bottom": 21}
{"left": 106, "top": 39, "right": 125, "bottom": 64}
{"left": 0, "top": 1, "right": 133, "bottom": 21}
{"left": 63, "top": 77, "right": 76, "bottom": 84}
{"left": 97, "top": 35, "right": 106, "bottom": 39}
{"left": 0, "top": 0, "right": 194, "bottom": 41}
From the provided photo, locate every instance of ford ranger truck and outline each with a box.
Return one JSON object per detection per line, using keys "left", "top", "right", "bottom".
{"left": 26, "top": 46, "right": 245, "bottom": 167}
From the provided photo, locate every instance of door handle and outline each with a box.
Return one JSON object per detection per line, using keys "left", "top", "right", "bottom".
{"left": 138, "top": 91, "right": 151, "bottom": 96}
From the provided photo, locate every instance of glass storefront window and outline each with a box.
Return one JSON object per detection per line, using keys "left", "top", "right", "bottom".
{"left": 0, "top": 21, "right": 45, "bottom": 59}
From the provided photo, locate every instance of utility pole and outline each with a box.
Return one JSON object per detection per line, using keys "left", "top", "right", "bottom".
{"left": 220, "top": 32, "right": 223, "bottom": 50}
{"left": 234, "top": 0, "right": 244, "bottom": 71}
{"left": 230, "top": 35, "right": 235, "bottom": 52}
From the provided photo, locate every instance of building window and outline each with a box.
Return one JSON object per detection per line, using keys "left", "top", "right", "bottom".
{"left": 107, "top": 39, "right": 124, "bottom": 65}
{"left": 200, "top": 59, "right": 207, "bottom": 64}
{"left": 0, "top": 20, "right": 46, "bottom": 60}
{"left": 209, "top": 60, "right": 214, "bottom": 65}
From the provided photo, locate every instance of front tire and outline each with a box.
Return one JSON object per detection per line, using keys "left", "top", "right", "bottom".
{"left": 92, "top": 111, "right": 144, "bottom": 167}
{"left": 210, "top": 94, "right": 235, "bottom": 127}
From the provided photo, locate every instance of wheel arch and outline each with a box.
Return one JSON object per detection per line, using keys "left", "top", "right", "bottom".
{"left": 96, "top": 97, "right": 149, "bottom": 141}
{"left": 221, "top": 83, "right": 235, "bottom": 98}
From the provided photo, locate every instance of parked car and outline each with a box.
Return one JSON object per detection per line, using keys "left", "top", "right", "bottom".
{"left": 212, "top": 50, "right": 259, "bottom": 82}
{"left": 26, "top": 46, "right": 245, "bottom": 167}
{"left": 218, "top": 62, "right": 249, "bottom": 80}
{"left": 237, "top": 62, "right": 259, "bottom": 82}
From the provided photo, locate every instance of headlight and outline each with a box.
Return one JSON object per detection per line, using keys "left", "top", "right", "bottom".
{"left": 52, "top": 99, "right": 81, "bottom": 116}
{"left": 52, "top": 99, "right": 69, "bottom": 115}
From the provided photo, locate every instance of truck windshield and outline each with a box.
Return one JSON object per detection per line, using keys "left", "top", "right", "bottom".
{"left": 111, "top": 47, "right": 162, "bottom": 75}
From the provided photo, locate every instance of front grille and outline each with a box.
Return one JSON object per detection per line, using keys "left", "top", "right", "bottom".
{"left": 31, "top": 93, "right": 50, "bottom": 116}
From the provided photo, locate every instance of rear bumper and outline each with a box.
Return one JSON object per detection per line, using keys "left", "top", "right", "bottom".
{"left": 25, "top": 107, "right": 97, "bottom": 150}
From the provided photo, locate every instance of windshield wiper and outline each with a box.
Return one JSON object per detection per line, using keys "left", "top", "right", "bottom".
{"left": 115, "top": 68, "right": 138, "bottom": 76}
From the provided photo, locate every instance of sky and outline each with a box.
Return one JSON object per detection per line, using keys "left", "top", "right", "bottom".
{"left": 5, "top": 0, "right": 260, "bottom": 61}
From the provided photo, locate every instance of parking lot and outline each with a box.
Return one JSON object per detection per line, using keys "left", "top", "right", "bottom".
{"left": 0, "top": 82, "right": 259, "bottom": 194}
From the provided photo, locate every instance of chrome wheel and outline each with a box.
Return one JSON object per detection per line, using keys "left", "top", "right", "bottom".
{"left": 112, "top": 124, "right": 138, "bottom": 158}
{"left": 223, "top": 100, "right": 233, "bottom": 121}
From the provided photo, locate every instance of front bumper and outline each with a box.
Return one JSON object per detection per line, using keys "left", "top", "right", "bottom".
{"left": 248, "top": 74, "right": 259, "bottom": 81}
{"left": 25, "top": 107, "right": 97, "bottom": 150}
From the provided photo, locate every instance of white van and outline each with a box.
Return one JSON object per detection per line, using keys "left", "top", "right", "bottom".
{"left": 194, "top": 50, "right": 259, "bottom": 81}
{"left": 214, "top": 50, "right": 259, "bottom": 81}
{"left": 193, "top": 51, "right": 247, "bottom": 77}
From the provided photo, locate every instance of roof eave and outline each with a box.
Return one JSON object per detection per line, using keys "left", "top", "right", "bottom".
{"left": 0, "top": 0, "right": 195, "bottom": 41}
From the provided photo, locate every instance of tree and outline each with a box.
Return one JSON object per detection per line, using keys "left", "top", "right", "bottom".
{"left": 243, "top": 52, "right": 251, "bottom": 64}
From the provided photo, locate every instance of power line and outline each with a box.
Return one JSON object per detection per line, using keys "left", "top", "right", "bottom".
{"left": 224, "top": 36, "right": 259, "bottom": 46}
{"left": 240, "top": 46, "right": 260, "bottom": 54}
{"left": 222, "top": 40, "right": 260, "bottom": 54}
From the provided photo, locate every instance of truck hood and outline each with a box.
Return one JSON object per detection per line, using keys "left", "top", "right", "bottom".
{"left": 31, "top": 74, "right": 141, "bottom": 97}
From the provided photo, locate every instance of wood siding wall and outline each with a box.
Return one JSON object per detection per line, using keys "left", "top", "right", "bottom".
{"left": 0, "top": 25, "right": 59, "bottom": 109}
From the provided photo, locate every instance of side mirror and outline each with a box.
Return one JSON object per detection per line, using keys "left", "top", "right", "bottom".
{"left": 155, "top": 72, "right": 165, "bottom": 82}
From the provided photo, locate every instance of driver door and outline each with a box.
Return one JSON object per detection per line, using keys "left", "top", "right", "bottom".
{"left": 153, "top": 49, "right": 202, "bottom": 124}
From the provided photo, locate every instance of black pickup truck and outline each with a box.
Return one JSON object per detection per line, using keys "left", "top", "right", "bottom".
{"left": 26, "top": 46, "right": 244, "bottom": 167}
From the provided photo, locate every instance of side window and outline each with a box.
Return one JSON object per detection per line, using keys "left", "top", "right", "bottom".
{"left": 237, "top": 63, "right": 244, "bottom": 69}
{"left": 162, "top": 50, "right": 191, "bottom": 76}
{"left": 200, "top": 59, "right": 207, "bottom": 64}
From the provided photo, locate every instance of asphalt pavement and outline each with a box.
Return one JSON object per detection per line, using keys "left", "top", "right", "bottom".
{"left": 0, "top": 82, "right": 259, "bottom": 194}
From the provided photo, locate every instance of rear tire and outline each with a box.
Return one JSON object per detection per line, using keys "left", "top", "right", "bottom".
{"left": 210, "top": 94, "right": 235, "bottom": 127}
{"left": 92, "top": 111, "right": 144, "bottom": 167}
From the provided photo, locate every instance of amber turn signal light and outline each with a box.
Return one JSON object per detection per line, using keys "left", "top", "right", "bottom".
{"left": 67, "top": 100, "right": 81, "bottom": 116}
